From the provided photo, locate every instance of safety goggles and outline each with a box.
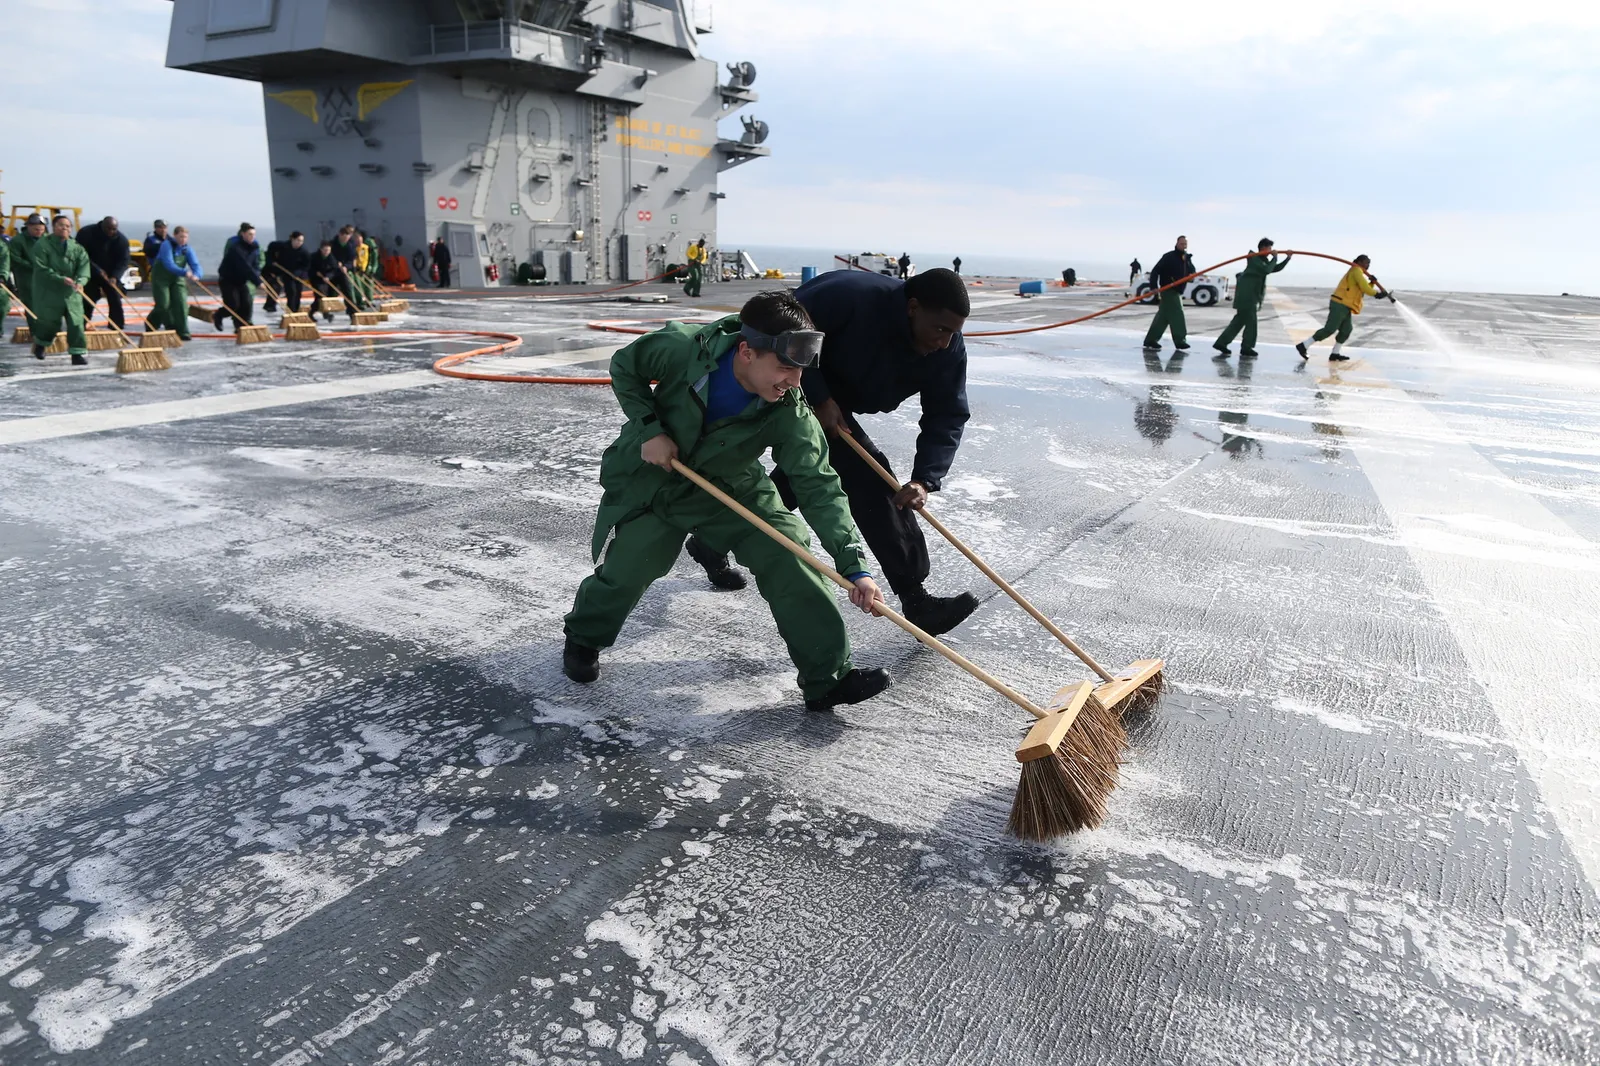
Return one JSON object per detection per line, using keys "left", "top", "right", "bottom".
{"left": 740, "top": 324, "right": 824, "bottom": 368}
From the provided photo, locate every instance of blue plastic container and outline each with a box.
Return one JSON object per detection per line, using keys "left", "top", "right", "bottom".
{"left": 1018, "top": 279, "right": 1045, "bottom": 295}
{"left": 800, "top": 266, "right": 817, "bottom": 283}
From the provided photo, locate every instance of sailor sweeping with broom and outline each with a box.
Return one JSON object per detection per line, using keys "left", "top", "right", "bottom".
{"left": 562, "top": 290, "right": 892, "bottom": 713}
{"left": 29, "top": 216, "right": 92, "bottom": 365}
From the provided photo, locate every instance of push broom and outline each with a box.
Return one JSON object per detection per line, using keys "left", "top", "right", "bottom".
{"left": 90, "top": 267, "right": 181, "bottom": 350}
{"left": 836, "top": 430, "right": 1162, "bottom": 834}
{"left": 0, "top": 282, "right": 67, "bottom": 354}
{"left": 672, "top": 457, "right": 1127, "bottom": 838}
{"left": 266, "top": 266, "right": 316, "bottom": 331}
{"left": 371, "top": 279, "right": 410, "bottom": 314}
{"left": 260, "top": 278, "right": 319, "bottom": 340}
{"left": 97, "top": 314, "right": 172, "bottom": 374}
{"left": 191, "top": 279, "right": 272, "bottom": 345}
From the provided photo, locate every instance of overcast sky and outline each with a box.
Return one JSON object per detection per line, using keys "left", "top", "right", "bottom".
{"left": 4, "top": 0, "right": 1595, "bottom": 293}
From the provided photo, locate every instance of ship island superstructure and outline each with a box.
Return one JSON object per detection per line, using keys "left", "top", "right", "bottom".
{"left": 165, "top": 0, "right": 768, "bottom": 287}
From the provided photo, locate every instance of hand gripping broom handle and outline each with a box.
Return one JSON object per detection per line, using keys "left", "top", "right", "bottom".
{"left": 837, "top": 429, "right": 1117, "bottom": 683}
{"left": 670, "top": 457, "right": 1050, "bottom": 720}
{"left": 189, "top": 278, "right": 253, "bottom": 330}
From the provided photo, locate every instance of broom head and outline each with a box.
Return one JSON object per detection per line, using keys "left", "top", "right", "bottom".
{"left": 41, "top": 335, "right": 69, "bottom": 354}
{"left": 280, "top": 311, "right": 313, "bottom": 326}
{"left": 85, "top": 330, "right": 124, "bottom": 351}
{"left": 235, "top": 324, "right": 273, "bottom": 345}
{"left": 379, "top": 299, "right": 409, "bottom": 313}
{"left": 285, "top": 322, "right": 321, "bottom": 341}
{"left": 142, "top": 329, "right": 182, "bottom": 349}
{"left": 314, "top": 295, "right": 346, "bottom": 315}
{"left": 116, "top": 347, "right": 173, "bottom": 373}
{"left": 11, "top": 326, "right": 31, "bottom": 344}
{"left": 1008, "top": 679, "right": 1131, "bottom": 840}
{"left": 187, "top": 304, "right": 214, "bottom": 323}
{"left": 353, "top": 311, "right": 385, "bottom": 326}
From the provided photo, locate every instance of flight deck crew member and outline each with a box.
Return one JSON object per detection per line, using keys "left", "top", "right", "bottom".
{"left": 9, "top": 214, "right": 47, "bottom": 337}
{"left": 143, "top": 220, "right": 168, "bottom": 267}
{"left": 30, "top": 215, "right": 92, "bottom": 364}
{"left": 897, "top": 253, "right": 911, "bottom": 280}
{"left": 1213, "top": 238, "right": 1291, "bottom": 358}
{"left": 683, "top": 237, "right": 706, "bottom": 298}
{"left": 562, "top": 290, "right": 892, "bottom": 714}
{"left": 430, "top": 236, "right": 452, "bottom": 288}
{"left": 214, "top": 222, "right": 263, "bottom": 331}
{"left": 266, "top": 231, "right": 310, "bottom": 314}
{"left": 362, "top": 230, "right": 380, "bottom": 297}
{"left": 1296, "top": 255, "right": 1388, "bottom": 363}
{"left": 952, "top": 256, "right": 962, "bottom": 275}
{"left": 77, "top": 216, "right": 131, "bottom": 330}
{"left": 0, "top": 229, "right": 11, "bottom": 330}
{"left": 309, "top": 240, "right": 358, "bottom": 324}
{"left": 686, "top": 268, "right": 979, "bottom": 637}
{"left": 332, "top": 226, "right": 367, "bottom": 308}
{"left": 261, "top": 236, "right": 288, "bottom": 311}
{"left": 1143, "top": 236, "right": 1195, "bottom": 353}
{"left": 151, "top": 226, "right": 202, "bottom": 340}
{"left": 1129, "top": 258, "right": 1142, "bottom": 286}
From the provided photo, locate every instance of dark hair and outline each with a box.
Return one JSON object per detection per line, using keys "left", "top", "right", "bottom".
{"left": 903, "top": 267, "right": 970, "bottom": 317}
{"left": 740, "top": 289, "right": 813, "bottom": 337}
{"left": 239, "top": 222, "right": 254, "bottom": 233}
{"left": 153, "top": 219, "right": 166, "bottom": 227}
{"left": 1257, "top": 237, "right": 1274, "bottom": 250}
{"left": 319, "top": 239, "right": 333, "bottom": 249}
{"left": 52, "top": 214, "right": 70, "bottom": 225}
{"left": 1354, "top": 254, "right": 1371, "bottom": 266}
{"left": 1176, "top": 234, "right": 1186, "bottom": 241}
{"left": 289, "top": 230, "right": 304, "bottom": 240}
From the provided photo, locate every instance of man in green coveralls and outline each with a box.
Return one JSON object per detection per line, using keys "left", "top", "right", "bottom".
{"left": 30, "top": 216, "right": 92, "bottom": 365}
{"left": 1213, "top": 238, "right": 1292, "bottom": 358}
{"left": 1142, "top": 235, "right": 1195, "bottom": 353}
{"left": 7, "top": 213, "right": 47, "bottom": 338}
{"left": 0, "top": 226, "right": 10, "bottom": 332}
{"left": 562, "top": 289, "right": 893, "bottom": 713}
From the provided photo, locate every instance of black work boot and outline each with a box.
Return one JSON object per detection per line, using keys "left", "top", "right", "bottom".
{"left": 900, "top": 590, "right": 980, "bottom": 637}
{"left": 684, "top": 533, "right": 747, "bottom": 591}
{"left": 70, "top": 353, "right": 88, "bottom": 366}
{"left": 563, "top": 638, "right": 600, "bottom": 683}
{"left": 1295, "top": 342, "right": 1309, "bottom": 359}
{"left": 1240, "top": 349, "right": 1260, "bottom": 359}
{"left": 32, "top": 344, "right": 45, "bottom": 360}
{"left": 804, "top": 667, "right": 891, "bottom": 712}
{"left": 1212, "top": 345, "right": 1231, "bottom": 356}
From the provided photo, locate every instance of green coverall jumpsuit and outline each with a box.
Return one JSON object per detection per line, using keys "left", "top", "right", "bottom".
{"left": 1215, "top": 253, "right": 1289, "bottom": 353}
{"left": 8, "top": 232, "right": 42, "bottom": 336}
{"left": 30, "top": 235, "right": 91, "bottom": 356}
{"left": 0, "top": 238, "right": 10, "bottom": 331}
{"left": 564, "top": 316, "right": 871, "bottom": 699}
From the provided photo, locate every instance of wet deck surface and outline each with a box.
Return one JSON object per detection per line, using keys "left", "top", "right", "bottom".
{"left": 2, "top": 281, "right": 1598, "bottom": 1063}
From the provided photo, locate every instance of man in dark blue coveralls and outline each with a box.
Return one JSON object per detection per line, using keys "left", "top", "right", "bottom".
{"left": 685, "top": 268, "right": 979, "bottom": 637}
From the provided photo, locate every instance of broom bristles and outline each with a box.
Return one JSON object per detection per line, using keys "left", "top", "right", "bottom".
{"left": 85, "top": 330, "right": 123, "bottom": 351}
{"left": 11, "top": 327, "right": 31, "bottom": 343}
{"left": 116, "top": 347, "right": 173, "bottom": 373}
{"left": 235, "top": 325, "right": 272, "bottom": 345}
{"left": 143, "top": 330, "right": 181, "bottom": 349}
{"left": 1007, "top": 694, "right": 1128, "bottom": 840}
{"left": 285, "top": 324, "right": 321, "bottom": 340}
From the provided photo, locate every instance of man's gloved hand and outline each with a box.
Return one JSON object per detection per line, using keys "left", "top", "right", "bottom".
{"left": 641, "top": 432, "right": 679, "bottom": 471}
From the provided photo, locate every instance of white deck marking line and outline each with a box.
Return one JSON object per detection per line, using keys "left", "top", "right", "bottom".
{"left": 0, "top": 337, "right": 490, "bottom": 385}
{"left": 0, "top": 346, "right": 619, "bottom": 447}
{"left": 1276, "top": 291, "right": 1600, "bottom": 892}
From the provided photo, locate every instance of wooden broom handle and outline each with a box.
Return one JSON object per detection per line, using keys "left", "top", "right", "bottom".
{"left": 190, "top": 279, "right": 253, "bottom": 330}
{"left": 671, "top": 457, "right": 1049, "bottom": 719}
{"left": 836, "top": 429, "right": 1116, "bottom": 683}
{"left": 90, "top": 264, "right": 161, "bottom": 333}
{"left": 0, "top": 280, "right": 37, "bottom": 319}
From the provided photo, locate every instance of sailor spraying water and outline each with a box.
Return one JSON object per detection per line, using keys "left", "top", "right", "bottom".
{"left": 1297, "top": 254, "right": 1393, "bottom": 362}
{"left": 562, "top": 290, "right": 892, "bottom": 713}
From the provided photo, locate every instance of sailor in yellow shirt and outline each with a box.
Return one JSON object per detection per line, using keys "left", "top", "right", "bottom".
{"left": 683, "top": 237, "right": 706, "bottom": 298}
{"left": 1297, "top": 254, "right": 1392, "bottom": 362}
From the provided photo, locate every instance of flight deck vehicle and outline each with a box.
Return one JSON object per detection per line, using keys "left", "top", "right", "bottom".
{"left": 1133, "top": 271, "right": 1230, "bottom": 306}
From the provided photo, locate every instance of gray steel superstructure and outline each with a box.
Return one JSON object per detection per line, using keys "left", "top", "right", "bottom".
{"left": 165, "top": 0, "right": 767, "bottom": 287}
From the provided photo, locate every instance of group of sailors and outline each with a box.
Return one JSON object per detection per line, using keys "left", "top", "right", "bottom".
{"left": 0, "top": 215, "right": 392, "bottom": 361}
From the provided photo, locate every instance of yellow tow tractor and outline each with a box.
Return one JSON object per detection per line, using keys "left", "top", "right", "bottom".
{"left": 1, "top": 172, "right": 147, "bottom": 289}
